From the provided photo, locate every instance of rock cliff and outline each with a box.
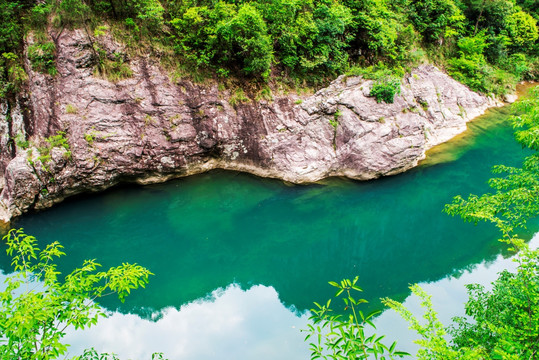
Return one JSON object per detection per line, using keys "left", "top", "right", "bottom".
{"left": 0, "top": 29, "right": 498, "bottom": 224}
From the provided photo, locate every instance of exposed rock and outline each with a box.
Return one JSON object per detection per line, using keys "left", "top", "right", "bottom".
{"left": 504, "top": 93, "right": 518, "bottom": 103}
{"left": 0, "top": 29, "right": 500, "bottom": 224}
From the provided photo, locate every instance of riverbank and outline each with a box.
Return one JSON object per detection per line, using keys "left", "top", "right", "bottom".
{"left": 7, "top": 108, "right": 534, "bottom": 358}
{"left": 0, "top": 29, "right": 502, "bottom": 225}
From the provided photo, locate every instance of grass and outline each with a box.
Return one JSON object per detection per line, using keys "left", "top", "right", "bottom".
{"left": 94, "top": 50, "right": 133, "bottom": 83}
{"left": 229, "top": 88, "right": 249, "bottom": 107}
{"left": 65, "top": 104, "right": 78, "bottom": 114}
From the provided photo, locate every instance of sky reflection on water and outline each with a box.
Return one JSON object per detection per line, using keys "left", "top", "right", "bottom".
{"left": 57, "top": 234, "right": 539, "bottom": 359}
{"left": 3, "top": 91, "right": 537, "bottom": 359}
{"left": 63, "top": 284, "right": 311, "bottom": 360}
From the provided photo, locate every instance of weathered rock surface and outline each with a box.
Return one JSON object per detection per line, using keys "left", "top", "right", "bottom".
{"left": 0, "top": 30, "right": 499, "bottom": 223}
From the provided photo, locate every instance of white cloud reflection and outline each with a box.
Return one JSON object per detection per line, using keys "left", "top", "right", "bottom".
{"left": 3, "top": 234, "right": 538, "bottom": 360}
{"left": 63, "top": 284, "right": 311, "bottom": 360}
{"left": 373, "top": 233, "right": 539, "bottom": 355}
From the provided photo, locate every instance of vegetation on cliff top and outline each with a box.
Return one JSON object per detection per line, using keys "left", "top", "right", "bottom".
{"left": 0, "top": 0, "right": 538, "bottom": 100}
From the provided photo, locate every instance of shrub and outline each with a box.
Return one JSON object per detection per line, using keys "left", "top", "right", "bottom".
{"left": 27, "top": 41, "right": 57, "bottom": 76}
{"left": 447, "top": 32, "right": 494, "bottom": 94}
{"left": 1, "top": 52, "right": 27, "bottom": 96}
{"left": 273, "top": 1, "right": 353, "bottom": 77}
{"left": 370, "top": 77, "right": 401, "bottom": 103}
{"left": 0, "top": 229, "right": 152, "bottom": 360}
{"left": 217, "top": 3, "right": 273, "bottom": 79}
{"left": 171, "top": 2, "right": 273, "bottom": 79}
{"left": 94, "top": 51, "right": 133, "bottom": 82}
{"left": 506, "top": 10, "right": 539, "bottom": 52}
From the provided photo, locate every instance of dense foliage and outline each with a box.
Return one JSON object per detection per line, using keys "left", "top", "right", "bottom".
{"left": 308, "top": 87, "right": 539, "bottom": 359}
{"left": 0, "top": 229, "right": 153, "bottom": 360}
{"left": 0, "top": 0, "right": 537, "bottom": 96}
{"left": 390, "top": 88, "right": 539, "bottom": 358}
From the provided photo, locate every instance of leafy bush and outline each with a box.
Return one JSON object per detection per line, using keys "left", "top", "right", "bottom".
{"left": 304, "top": 277, "right": 408, "bottom": 360}
{"left": 271, "top": 1, "right": 353, "bottom": 77}
{"left": 447, "top": 32, "right": 493, "bottom": 93}
{"left": 0, "top": 229, "right": 153, "bottom": 360}
{"left": 56, "top": 0, "right": 92, "bottom": 28}
{"left": 27, "top": 2, "right": 51, "bottom": 29}
{"left": 131, "top": 0, "right": 165, "bottom": 34}
{"left": 506, "top": 10, "right": 539, "bottom": 51}
{"left": 217, "top": 3, "right": 273, "bottom": 79}
{"left": 27, "top": 41, "right": 57, "bottom": 76}
{"left": 408, "top": 0, "right": 465, "bottom": 44}
{"left": 0, "top": 52, "right": 27, "bottom": 96}
{"left": 449, "top": 246, "right": 539, "bottom": 359}
{"left": 370, "top": 77, "right": 401, "bottom": 103}
{"left": 171, "top": 2, "right": 273, "bottom": 79}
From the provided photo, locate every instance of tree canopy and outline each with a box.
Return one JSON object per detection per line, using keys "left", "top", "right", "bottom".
{"left": 0, "top": 0, "right": 537, "bottom": 90}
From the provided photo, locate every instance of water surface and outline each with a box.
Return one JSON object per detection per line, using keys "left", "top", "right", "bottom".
{"left": 2, "top": 95, "right": 538, "bottom": 358}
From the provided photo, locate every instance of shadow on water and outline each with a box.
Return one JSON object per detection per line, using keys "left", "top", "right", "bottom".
{"left": 1, "top": 86, "right": 537, "bottom": 319}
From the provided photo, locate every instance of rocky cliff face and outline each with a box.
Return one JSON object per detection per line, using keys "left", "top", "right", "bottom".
{"left": 0, "top": 30, "right": 498, "bottom": 224}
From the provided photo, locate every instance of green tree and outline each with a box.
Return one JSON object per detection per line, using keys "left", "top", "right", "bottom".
{"left": 170, "top": 3, "right": 234, "bottom": 69}
{"left": 273, "top": 0, "right": 354, "bottom": 77}
{"left": 459, "top": 0, "right": 516, "bottom": 36}
{"left": 0, "top": 0, "right": 25, "bottom": 96}
{"left": 342, "top": 0, "right": 417, "bottom": 64}
{"left": 506, "top": 10, "right": 539, "bottom": 51}
{"left": 384, "top": 245, "right": 539, "bottom": 359}
{"left": 408, "top": 0, "right": 465, "bottom": 45}
{"left": 517, "top": 0, "right": 539, "bottom": 20}
{"left": 383, "top": 87, "right": 539, "bottom": 359}
{"left": 131, "top": 0, "right": 165, "bottom": 33}
{"left": 216, "top": 3, "right": 273, "bottom": 78}
{"left": 170, "top": 2, "right": 274, "bottom": 78}
{"left": 0, "top": 229, "right": 153, "bottom": 360}
{"left": 449, "top": 246, "right": 539, "bottom": 359}
{"left": 55, "top": 0, "right": 92, "bottom": 28}
{"left": 447, "top": 31, "right": 491, "bottom": 92}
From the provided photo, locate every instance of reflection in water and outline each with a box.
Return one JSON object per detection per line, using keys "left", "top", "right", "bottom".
{"left": 63, "top": 284, "right": 311, "bottom": 360}
{"left": 375, "top": 233, "right": 539, "bottom": 354}
{"left": 53, "top": 234, "right": 537, "bottom": 359}
{"left": 1, "top": 88, "right": 536, "bottom": 358}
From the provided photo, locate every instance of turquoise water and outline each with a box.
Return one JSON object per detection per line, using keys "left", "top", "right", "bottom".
{"left": 2, "top": 96, "right": 539, "bottom": 358}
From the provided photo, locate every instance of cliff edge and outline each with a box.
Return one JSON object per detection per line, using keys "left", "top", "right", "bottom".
{"left": 0, "top": 30, "right": 498, "bottom": 223}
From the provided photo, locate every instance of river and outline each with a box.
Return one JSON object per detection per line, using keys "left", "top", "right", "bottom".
{"left": 2, "top": 88, "right": 538, "bottom": 359}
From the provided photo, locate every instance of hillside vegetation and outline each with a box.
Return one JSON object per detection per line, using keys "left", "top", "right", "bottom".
{"left": 0, "top": 0, "right": 538, "bottom": 99}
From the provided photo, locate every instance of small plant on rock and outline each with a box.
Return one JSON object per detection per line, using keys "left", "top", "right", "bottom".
{"left": 370, "top": 78, "right": 401, "bottom": 104}
{"left": 27, "top": 41, "right": 57, "bottom": 76}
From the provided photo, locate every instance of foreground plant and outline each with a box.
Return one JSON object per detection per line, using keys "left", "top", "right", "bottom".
{"left": 304, "top": 276, "right": 408, "bottom": 360}
{"left": 306, "top": 87, "right": 539, "bottom": 359}
{"left": 384, "top": 87, "right": 539, "bottom": 359}
{"left": 382, "top": 244, "right": 539, "bottom": 360}
{"left": 0, "top": 228, "right": 153, "bottom": 360}
{"left": 76, "top": 348, "right": 167, "bottom": 360}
